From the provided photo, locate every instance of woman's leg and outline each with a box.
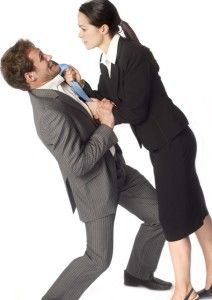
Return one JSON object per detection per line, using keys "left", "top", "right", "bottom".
{"left": 169, "top": 237, "right": 199, "bottom": 300}
{"left": 195, "top": 214, "right": 212, "bottom": 289}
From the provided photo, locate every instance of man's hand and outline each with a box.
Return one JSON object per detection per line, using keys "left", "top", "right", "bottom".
{"left": 87, "top": 98, "right": 101, "bottom": 119}
{"left": 97, "top": 99, "right": 115, "bottom": 128}
{"left": 87, "top": 98, "right": 115, "bottom": 128}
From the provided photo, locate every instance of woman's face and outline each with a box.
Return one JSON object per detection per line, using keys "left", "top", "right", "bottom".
{"left": 78, "top": 12, "right": 104, "bottom": 50}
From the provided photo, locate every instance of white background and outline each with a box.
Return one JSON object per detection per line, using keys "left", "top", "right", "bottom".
{"left": 0, "top": 1, "right": 211, "bottom": 299}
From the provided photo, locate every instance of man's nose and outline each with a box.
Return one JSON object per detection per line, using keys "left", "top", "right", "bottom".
{"left": 44, "top": 54, "right": 52, "bottom": 61}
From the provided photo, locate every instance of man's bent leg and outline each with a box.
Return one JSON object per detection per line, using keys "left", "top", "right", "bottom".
{"left": 118, "top": 166, "right": 170, "bottom": 288}
{"left": 42, "top": 214, "right": 115, "bottom": 300}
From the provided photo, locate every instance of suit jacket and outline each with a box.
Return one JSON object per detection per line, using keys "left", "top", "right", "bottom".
{"left": 29, "top": 89, "right": 124, "bottom": 222}
{"left": 84, "top": 37, "right": 189, "bottom": 151}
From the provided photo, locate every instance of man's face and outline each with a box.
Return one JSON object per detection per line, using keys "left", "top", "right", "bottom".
{"left": 27, "top": 47, "right": 60, "bottom": 87}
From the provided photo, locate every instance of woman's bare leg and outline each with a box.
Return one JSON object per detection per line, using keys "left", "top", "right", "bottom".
{"left": 195, "top": 215, "right": 212, "bottom": 289}
{"left": 169, "top": 237, "right": 198, "bottom": 300}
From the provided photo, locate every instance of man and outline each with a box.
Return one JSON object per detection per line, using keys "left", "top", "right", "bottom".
{"left": 1, "top": 39, "right": 171, "bottom": 300}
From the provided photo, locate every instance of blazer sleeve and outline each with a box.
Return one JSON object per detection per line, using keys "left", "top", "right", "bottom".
{"left": 40, "top": 109, "right": 118, "bottom": 176}
{"left": 83, "top": 81, "right": 104, "bottom": 100}
{"left": 113, "top": 53, "right": 151, "bottom": 125}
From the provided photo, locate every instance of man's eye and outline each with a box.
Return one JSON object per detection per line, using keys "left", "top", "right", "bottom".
{"left": 39, "top": 53, "right": 44, "bottom": 61}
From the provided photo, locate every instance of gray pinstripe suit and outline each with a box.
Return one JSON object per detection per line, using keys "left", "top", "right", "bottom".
{"left": 29, "top": 89, "right": 165, "bottom": 300}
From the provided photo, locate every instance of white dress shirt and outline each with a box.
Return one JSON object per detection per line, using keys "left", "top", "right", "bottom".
{"left": 38, "top": 74, "right": 93, "bottom": 117}
{"left": 101, "top": 34, "right": 120, "bottom": 77}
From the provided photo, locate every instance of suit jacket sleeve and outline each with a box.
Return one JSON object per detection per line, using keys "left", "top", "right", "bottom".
{"left": 84, "top": 45, "right": 152, "bottom": 125}
{"left": 83, "top": 81, "right": 104, "bottom": 100}
{"left": 113, "top": 52, "right": 151, "bottom": 125}
{"left": 40, "top": 109, "right": 118, "bottom": 176}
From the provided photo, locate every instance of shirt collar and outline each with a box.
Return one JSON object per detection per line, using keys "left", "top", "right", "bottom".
{"left": 101, "top": 34, "right": 120, "bottom": 65}
{"left": 38, "top": 74, "right": 64, "bottom": 89}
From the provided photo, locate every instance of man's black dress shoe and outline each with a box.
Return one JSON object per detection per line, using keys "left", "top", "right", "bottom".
{"left": 198, "top": 285, "right": 212, "bottom": 298}
{"left": 124, "top": 270, "right": 172, "bottom": 290}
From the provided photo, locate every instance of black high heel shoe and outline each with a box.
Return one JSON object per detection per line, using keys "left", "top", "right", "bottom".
{"left": 184, "top": 288, "right": 199, "bottom": 300}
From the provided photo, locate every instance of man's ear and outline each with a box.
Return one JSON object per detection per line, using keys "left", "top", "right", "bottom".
{"left": 24, "top": 71, "right": 36, "bottom": 84}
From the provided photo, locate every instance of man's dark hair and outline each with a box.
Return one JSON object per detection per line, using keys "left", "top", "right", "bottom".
{"left": 1, "top": 39, "right": 35, "bottom": 91}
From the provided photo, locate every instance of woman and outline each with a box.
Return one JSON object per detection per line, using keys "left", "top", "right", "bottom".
{"left": 76, "top": 0, "right": 212, "bottom": 299}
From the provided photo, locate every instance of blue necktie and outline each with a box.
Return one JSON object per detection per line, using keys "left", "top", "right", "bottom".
{"left": 59, "top": 63, "right": 91, "bottom": 102}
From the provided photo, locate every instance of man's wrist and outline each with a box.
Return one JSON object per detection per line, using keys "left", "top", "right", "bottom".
{"left": 100, "top": 120, "right": 114, "bottom": 128}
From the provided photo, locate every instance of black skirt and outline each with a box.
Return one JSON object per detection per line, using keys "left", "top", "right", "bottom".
{"left": 150, "top": 127, "right": 208, "bottom": 241}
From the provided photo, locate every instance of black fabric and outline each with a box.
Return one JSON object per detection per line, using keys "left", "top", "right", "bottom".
{"left": 83, "top": 37, "right": 209, "bottom": 240}
{"left": 150, "top": 127, "right": 208, "bottom": 241}
{"left": 85, "top": 37, "right": 189, "bottom": 151}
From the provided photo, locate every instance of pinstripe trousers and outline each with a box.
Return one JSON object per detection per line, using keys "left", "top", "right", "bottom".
{"left": 42, "top": 166, "right": 165, "bottom": 300}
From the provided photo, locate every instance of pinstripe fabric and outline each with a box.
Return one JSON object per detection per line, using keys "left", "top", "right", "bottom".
{"left": 30, "top": 89, "right": 119, "bottom": 221}
{"left": 42, "top": 215, "right": 115, "bottom": 300}
{"left": 118, "top": 166, "right": 165, "bottom": 279}
{"left": 41, "top": 166, "right": 164, "bottom": 299}
{"left": 28, "top": 89, "right": 165, "bottom": 299}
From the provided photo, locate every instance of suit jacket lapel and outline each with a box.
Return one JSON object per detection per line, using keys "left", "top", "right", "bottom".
{"left": 110, "top": 63, "right": 119, "bottom": 100}
{"left": 110, "top": 37, "right": 124, "bottom": 100}
{"left": 100, "top": 62, "right": 109, "bottom": 77}
{"left": 99, "top": 37, "right": 124, "bottom": 101}
{"left": 99, "top": 63, "right": 119, "bottom": 101}
{"left": 30, "top": 88, "right": 94, "bottom": 122}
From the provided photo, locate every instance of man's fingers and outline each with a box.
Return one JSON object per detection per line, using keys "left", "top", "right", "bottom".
{"left": 100, "top": 99, "right": 116, "bottom": 108}
{"left": 91, "top": 98, "right": 100, "bottom": 102}
{"left": 93, "top": 114, "right": 99, "bottom": 119}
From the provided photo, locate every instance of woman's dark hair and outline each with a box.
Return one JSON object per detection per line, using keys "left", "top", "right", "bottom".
{"left": 79, "top": 0, "right": 140, "bottom": 44}
{"left": 0, "top": 39, "right": 35, "bottom": 91}
{"left": 80, "top": 0, "right": 159, "bottom": 70}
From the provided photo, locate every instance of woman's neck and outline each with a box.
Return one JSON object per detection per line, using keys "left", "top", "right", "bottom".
{"left": 99, "top": 34, "right": 112, "bottom": 54}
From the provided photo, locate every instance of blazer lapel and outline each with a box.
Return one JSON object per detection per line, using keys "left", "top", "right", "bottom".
{"left": 99, "top": 63, "right": 119, "bottom": 101}
{"left": 100, "top": 62, "right": 109, "bottom": 77}
{"left": 110, "top": 63, "right": 119, "bottom": 100}
{"left": 30, "top": 88, "right": 94, "bottom": 122}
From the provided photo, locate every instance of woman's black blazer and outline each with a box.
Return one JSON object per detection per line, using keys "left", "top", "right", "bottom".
{"left": 84, "top": 37, "right": 188, "bottom": 151}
